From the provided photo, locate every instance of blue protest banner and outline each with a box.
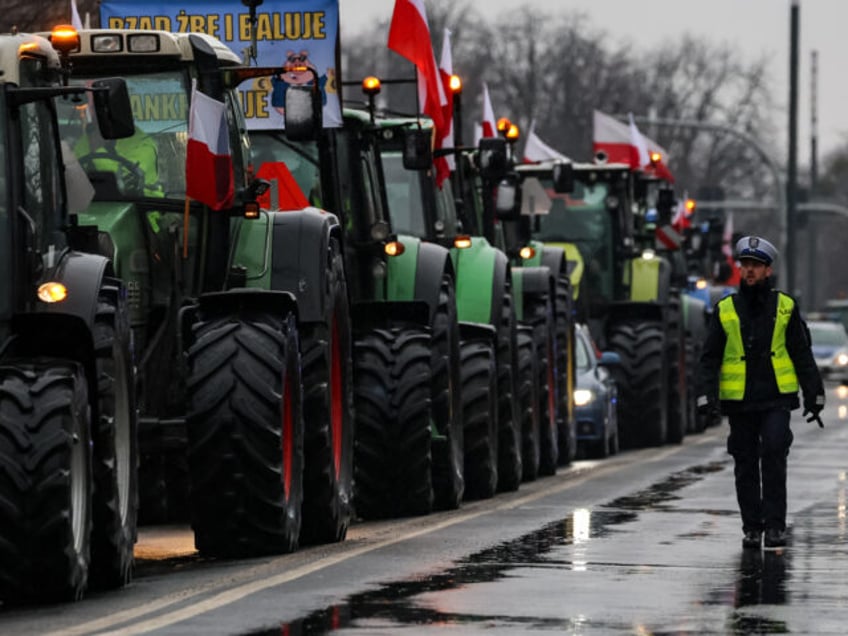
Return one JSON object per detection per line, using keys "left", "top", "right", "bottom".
{"left": 100, "top": 0, "right": 341, "bottom": 129}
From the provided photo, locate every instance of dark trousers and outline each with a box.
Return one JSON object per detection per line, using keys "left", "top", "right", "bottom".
{"left": 727, "top": 409, "right": 793, "bottom": 532}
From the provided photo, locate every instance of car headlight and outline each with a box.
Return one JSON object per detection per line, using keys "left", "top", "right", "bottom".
{"left": 574, "top": 389, "right": 595, "bottom": 406}
{"left": 837, "top": 352, "right": 848, "bottom": 367}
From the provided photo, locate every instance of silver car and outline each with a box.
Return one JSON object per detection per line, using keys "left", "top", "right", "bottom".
{"left": 808, "top": 320, "right": 848, "bottom": 383}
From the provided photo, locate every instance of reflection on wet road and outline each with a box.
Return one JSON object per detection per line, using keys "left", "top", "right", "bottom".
{"left": 256, "top": 463, "right": 757, "bottom": 634}
{"left": 255, "top": 408, "right": 848, "bottom": 636}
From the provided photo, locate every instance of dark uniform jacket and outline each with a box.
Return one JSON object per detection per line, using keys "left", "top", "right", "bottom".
{"left": 696, "top": 281, "right": 824, "bottom": 414}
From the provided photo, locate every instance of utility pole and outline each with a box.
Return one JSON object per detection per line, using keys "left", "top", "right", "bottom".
{"left": 809, "top": 49, "right": 819, "bottom": 307}
{"left": 787, "top": 0, "right": 800, "bottom": 296}
{"left": 810, "top": 50, "right": 818, "bottom": 192}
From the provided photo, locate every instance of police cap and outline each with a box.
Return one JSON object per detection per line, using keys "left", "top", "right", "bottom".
{"left": 735, "top": 235, "right": 777, "bottom": 265}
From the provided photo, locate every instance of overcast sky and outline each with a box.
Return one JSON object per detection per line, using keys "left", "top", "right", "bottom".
{"left": 340, "top": 0, "right": 845, "bottom": 162}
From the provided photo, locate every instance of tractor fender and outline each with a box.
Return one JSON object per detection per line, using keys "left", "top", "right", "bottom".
{"left": 540, "top": 245, "right": 567, "bottom": 279}
{"left": 510, "top": 265, "right": 552, "bottom": 322}
{"left": 413, "top": 240, "right": 455, "bottom": 322}
{"left": 44, "top": 251, "right": 112, "bottom": 326}
{"left": 351, "top": 299, "right": 430, "bottom": 331}
{"left": 6, "top": 251, "right": 113, "bottom": 403}
{"left": 453, "top": 238, "right": 510, "bottom": 328}
{"left": 269, "top": 208, "right": 342, "bottom": 324}
{"left": 458, "top": 321, "right": 497, "bottom": 344}
{"left": 513, "top": 265, "right": 553, "bottom": 298}
{"left": 181, "top": 289, "right": 299, "bottom": 354}
{"left": 489, "top": 251, "right": 510, "bottom": 327}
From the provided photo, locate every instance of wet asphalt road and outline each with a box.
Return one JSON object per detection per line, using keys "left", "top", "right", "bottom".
{"left": 3, "top": 384, "right": 848, "bottom": 635}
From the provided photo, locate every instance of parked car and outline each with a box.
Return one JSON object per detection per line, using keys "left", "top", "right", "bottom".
{"left": 574, "top": 323, "right": 620, "bottom": 458}
{"left": 807, "top": 319, "right": 848, "bottom": 383}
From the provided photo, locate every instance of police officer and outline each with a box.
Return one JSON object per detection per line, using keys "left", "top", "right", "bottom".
{"left": 696, "top": 236, "right": 824, "bottom": 549}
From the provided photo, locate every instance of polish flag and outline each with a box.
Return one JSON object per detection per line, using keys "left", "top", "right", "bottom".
{"left": 722, "top": 211, "right": 741, "bottom": 285}
{"left": 593, "top": 110, "right": 673, "bottom": 181}
{"left": 523, "top": 120, "right": 570, "bottom": 163}
{"left": 388, "top": 0, "right": 446, "bottom": 135}
{"left": 671, "top": 192, "right": 692, "bottom": 232}
{"left": 481, "top": 83, "right": 496, "bottom": 138}
{"left": 186, "top": 82, "right": 234, "bottom": 211}
{"left": 70, "top": 0, "right": 83, "bottom": 29}
{"left": 629, "top": 113, "right": 650, "bottom": 168}
{"left": 435, "top": 28, "right": 455, "bottom": 186}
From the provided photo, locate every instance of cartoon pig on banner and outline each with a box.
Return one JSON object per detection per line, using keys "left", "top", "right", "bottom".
{"left": 270, "top": 49, "right": 335, "bottom": 116}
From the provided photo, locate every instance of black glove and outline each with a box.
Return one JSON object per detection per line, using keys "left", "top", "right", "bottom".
{"left": 697, "top": 396, "right": 720, "bottom": 420}
{"left": 802, "top": 402, "right": 824, "bottom": 428}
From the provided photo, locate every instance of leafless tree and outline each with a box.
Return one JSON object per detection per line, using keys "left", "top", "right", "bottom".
{"left": 0, "top": 0, "right": 100, "bottom": 32}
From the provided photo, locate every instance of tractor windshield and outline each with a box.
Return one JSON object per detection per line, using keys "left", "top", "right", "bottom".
{"left": 380, "top": 151, "right": 427, "bottom": 238}
{"left": 532, "top": 176, "right": 615, "bottom": 300}
{"left": 250, "top": 134, "right": 321, "bottom": 207}
{"left": 57, "top": 70, "right": 190, "bottom": 201}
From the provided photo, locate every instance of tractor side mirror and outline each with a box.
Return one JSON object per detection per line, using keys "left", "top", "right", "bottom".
{"left": 495, "top": 174, "right": 521, "bottom": 220}
{"left": 401, "top": 128, "right": 433, "bottom": 170}
{"left": 551, "top": 160, "right": 574, "bottom": 193}
{"left": 284, "top": 85, "right": 322, "bottom": 142}
{"left": 478, "top": 137, "right": 508, "bottom": 180}
{"left": 92, "top": 78, "right": 135, "bottom": 140}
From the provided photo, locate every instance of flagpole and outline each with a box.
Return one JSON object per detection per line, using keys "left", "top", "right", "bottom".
{"left": 183, "top": 197, "right": 191, "bottom": 258}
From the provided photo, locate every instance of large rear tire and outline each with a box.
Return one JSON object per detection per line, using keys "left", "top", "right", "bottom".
{"left": 353, "top": 327, "right": 433, "bottom": 519}
{"left": 609, "top": 320, "right": 668, "bottom": 448}
{"left": 665, "top": 299, "right": 686, "bottom": 445}
{"left": 430, "top": 276, "right": 464, "bottom": 510}
{"left": 554, "top": 276, "right": 577, "bottom": 466}
{"left": 527, "top": 293, "right": 559, "bottom": 475}
{"left": 460, "top": 338, "right": 498, "bottom": 500}
{"left": 496, "top": 287, "right": 522, "bottom": 492}
{"left": 89, "top": 280, "right": 139, "bottom": 591}
{"left": 186, "top": 311, "right": 304, "bottom": 557}
{"left": 299, "top": 238, "right": 354, "bottom": 545}
{"left": 516, "top": 327, "right": 540, "bottom": 482}
{"left": 0, "top": 362, "right": 92, "bottom": 603}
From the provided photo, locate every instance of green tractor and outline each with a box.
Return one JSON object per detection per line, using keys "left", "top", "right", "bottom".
{"left": 251, "top": 94, "right": 466, "bottom": 518}
{"left": 517, "top": 158, "right": 703, "bottom": 448}
{"left": 52, "top": 28, "right": 355, "bottom": 555}
{"left": 0, "top": 30, "right": 138, "bottom": 602}
{"left": 367, "top": 111, "right": 523, "bottom": 500}
{"left": 468, "top": 126, "right": 577, "bottom": 473}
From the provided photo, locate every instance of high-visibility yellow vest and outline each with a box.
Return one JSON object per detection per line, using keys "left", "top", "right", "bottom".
{"left": 717, "top": 292, "right": 799, "bottom": 400}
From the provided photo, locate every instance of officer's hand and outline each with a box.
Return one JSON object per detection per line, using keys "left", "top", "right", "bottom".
{"left": 802, "top": 404, "right": 824, "bottom": 428}
{"left": 697, "top": 396, "right": 720, "bottom": 421}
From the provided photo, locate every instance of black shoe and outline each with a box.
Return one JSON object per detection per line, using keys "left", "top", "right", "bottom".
{"left": 742, "top": 530, "right": 762, "bottom": 549}
{"left": 764, "top": 528, "right": 787, "bottom": 548}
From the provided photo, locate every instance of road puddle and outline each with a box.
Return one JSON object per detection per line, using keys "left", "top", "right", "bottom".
{"left": 257, "top": 462, "right": 729, "bottom": 634}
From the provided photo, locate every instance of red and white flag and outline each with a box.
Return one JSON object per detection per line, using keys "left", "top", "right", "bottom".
{"left": 593, "top": 110, "right": 673, "bottom": 180}
{"left": 70, "top": 0, "right": 83, "bottom": 29}
{"left": 721, "top": 211, "right": 740, "bottom": 285}
{"left": 481, "top": 82, "right": 496, "bottom": 139}
{"left": 523, "top": 120, "right": 569, "bottom": 163}
{"left": 435, "top": 27, "right": 455, "bottom": 185}
{"left": 388, "top": 0, "right": 446, "bottom": 135}
{"left": 628, "top": 113, "right": 650, "bottom": 168}
{"left": 722, "top": 211, "right": 734, "bottom": 258}
{"left": 671, "top": 191, "right": 692, "bottom": 231}
{"left": 186, "top": 82, "right": 234, "bottom": 211}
